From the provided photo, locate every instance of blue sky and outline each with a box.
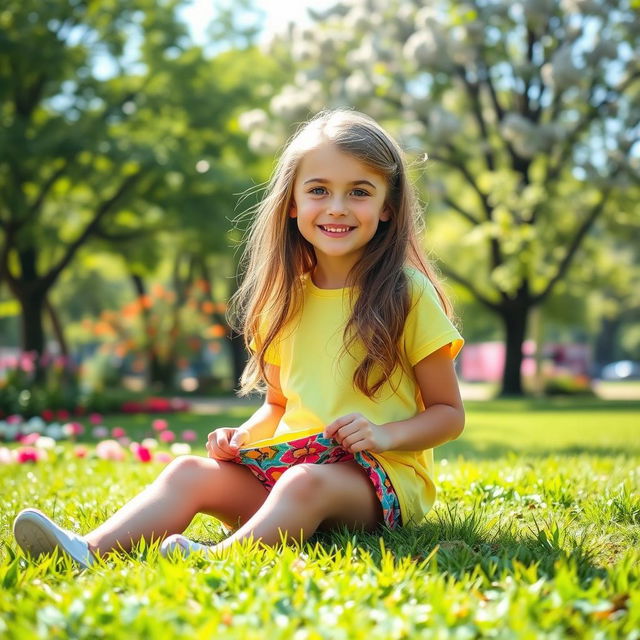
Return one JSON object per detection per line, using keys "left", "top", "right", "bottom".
{"left": 179, "top": 0, "right": 335, "bottom": 45}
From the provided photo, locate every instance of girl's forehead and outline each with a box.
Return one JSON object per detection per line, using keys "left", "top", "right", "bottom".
{"left": 295, "top": 142, "right": 385, "bottom": 183}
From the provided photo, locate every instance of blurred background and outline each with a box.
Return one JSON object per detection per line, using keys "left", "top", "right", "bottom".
{"left": 1, "top": 0, "right": 639, "bottom": 417}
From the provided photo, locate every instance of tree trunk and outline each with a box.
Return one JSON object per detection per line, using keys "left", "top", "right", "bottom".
{"left": 19, "top": 289, "right": 46, "bottom": 355}
{"left": 229, "top": 326, "right": 248, "bottom": 389}
{"left": 16, "top": 287, "right": 47, "bottom": 383}
{"left": 500, "top": 303, "right": 530, "bottom": 396}
{"left": 45, "top": 297, "right": 68, "bottom": 357}
{"left": 593, "top": 315, "right": 620, "bottom": 368}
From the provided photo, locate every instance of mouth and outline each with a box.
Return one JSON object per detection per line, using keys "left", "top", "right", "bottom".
{"left": 318, "top": 225, "right": 355, "bottom": 237}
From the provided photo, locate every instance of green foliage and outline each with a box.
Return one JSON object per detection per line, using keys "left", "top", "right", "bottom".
{"left": 1, "top": 398, "right": 639, "bottom": 637}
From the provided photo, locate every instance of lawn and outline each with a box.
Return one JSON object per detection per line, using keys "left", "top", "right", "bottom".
{"left": 1, "top": 397, "right": 638, "bottom": 638}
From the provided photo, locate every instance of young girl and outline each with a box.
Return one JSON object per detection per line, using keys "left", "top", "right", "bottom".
{"left": 13, "top": 109, "right": 464, "bottom": 567}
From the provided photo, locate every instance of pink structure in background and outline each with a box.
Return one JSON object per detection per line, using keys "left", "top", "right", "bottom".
{"left": 459, "top": 341, "right": 590, "bottom": 382}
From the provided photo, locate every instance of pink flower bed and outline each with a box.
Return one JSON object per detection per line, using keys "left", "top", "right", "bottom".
{"left": 0, "top": 415, "right": 200, "bottom": 465}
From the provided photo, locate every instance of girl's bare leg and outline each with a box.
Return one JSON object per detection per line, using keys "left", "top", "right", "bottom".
{"left": 210, "top": 461, "right": 383, "bottom": 553}
{"left": 84, "top": 456, "right": 268, "bottom": 556}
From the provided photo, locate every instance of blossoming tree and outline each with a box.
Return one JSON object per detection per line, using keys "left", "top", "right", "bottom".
{"left": 243, "top": 0, "right": 640, "bottom": 395}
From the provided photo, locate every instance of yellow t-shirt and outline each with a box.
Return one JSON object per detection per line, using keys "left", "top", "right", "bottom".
{"left": 248, "top": 267, "right": 463, "bottom": 525}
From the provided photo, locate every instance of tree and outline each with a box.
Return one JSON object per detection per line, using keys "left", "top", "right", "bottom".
{"left": 243, "top": 0, "right": 640, "bottom": 395}
{"left": 0, "top": 0, "right": 280, "bottom": 385}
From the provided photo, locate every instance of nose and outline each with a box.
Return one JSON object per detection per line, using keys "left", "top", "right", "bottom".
{"left": 327, "top": 195, "right": 347, "bottom": 216}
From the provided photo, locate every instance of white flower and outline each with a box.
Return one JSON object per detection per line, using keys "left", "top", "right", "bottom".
{"left": 170, "top": 443, "right": 191, "bottom": 456}
{"left": 403, "top": 28, "right": 446, "bottom": 68}
{"left": 344, "top": 70, "right": 374, "bottom": 100}
{"left": 248, "top": 130, "right": 281, "bottom": 155}
{"left": 142, "top": 438, "right": 159, "bottom": 450}
{"left": 35, "top": 436, "right": 56, "bottom": 450}
{"left": 344, "top": 8, "right": 370, "bottom": 32}
{"left": 414, "top": 6, "right": 440, "bottom": 30}
{"left": 270, "top": 85, "right": 312, "bottom": 121}
{"left": 545, "top": 46, "right": 580, "bottom": 90}
{"left": 290, "top": 40, "right": 319, "bottom": 63}
{"left": 238, "top": 109, "right": 268, "bottom": 132}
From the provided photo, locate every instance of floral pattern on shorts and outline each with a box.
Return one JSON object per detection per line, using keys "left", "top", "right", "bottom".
{"left": 232, "top": 432, "right": 402, "bottom": 529}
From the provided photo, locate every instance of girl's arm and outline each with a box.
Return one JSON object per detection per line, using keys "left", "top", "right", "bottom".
{"left": 325, "top": 344, "right": 465, "bottom": 453}
{"left": 382, "top": 344, "right": 465, "bottom": 451}
{"left": 237, "top": 363, "right": 286, "bottom": 442}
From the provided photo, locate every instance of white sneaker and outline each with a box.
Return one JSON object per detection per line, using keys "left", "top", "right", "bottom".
{"left": 160, "top": 534, "right": 214, "bottom": 559}
{"left": 13, "top": 508, "right": 95, "bottom": 569}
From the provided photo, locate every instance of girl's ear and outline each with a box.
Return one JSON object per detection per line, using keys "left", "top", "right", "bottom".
{"left": 289, "top": 202, "right": 297, "bottom": 218}
{"left": 379, "top": 206, "right": 391, "bottom": 222}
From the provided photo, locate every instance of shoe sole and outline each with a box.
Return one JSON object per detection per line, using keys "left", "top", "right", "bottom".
{"left": 13, "top": 510, "right": 62, "bottom": 559}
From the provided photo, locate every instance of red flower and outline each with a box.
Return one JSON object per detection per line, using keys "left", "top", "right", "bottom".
{"left": 16, "top": 447, "right": 40, "bottom": 463}
{"left": 57, "top": 409, "right": 70, "bottom": 420}
{"left": 41, "top": 409, "right": 55, "bottom": 421}
{"left": 133, "top": 445, "right": 152, "bottom": 463}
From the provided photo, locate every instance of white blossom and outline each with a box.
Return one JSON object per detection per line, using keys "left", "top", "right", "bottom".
{"left": 238, "top": 109, "right": 268, "bottom": 132}
{"left": 344, "top": 70, "right": 374, "bottom": 100}
{"left": 344, "top": 7, "right": 370, "bottom": 32}
{"left": 414, "top": 6, "right": 441, "bottom": 30}
{"left": 403, "top": 29, "right": 441, "bottom": 67}
{"left": 560, "top": 0, "right": 607, "bottom": 16}
{"left": 248, "top": 130, "right": 281, "bottom": 154}
{"left": 291, "top": 39, "right": 320, "bottom": 63}
{"left": 541, "top": 46, "right": 580, "bottom": 90}
{"left": 270, "top": 85, "right": 313, "bottom": 121}
{"left": 142, "top": 437, "right": 159, "bottom": 450}
{"left": 170, "top": 443, "right": 191, "bottom": 456}
{"left": 35, "top": 436, "right": 56, "bottom": 450}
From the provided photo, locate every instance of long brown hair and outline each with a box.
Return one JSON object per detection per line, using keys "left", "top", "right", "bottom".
{"left": 230, "top": 109, "right": 454, "bottom": 397}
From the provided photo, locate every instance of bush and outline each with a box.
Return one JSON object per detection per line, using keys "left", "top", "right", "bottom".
{"left": 543, "top": 374, "right": 595, "bottom": 396}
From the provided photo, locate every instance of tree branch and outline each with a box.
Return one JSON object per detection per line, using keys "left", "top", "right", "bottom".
{"left": 427, "top": 148, "right": 492, "bottom": 218}
{"left": 44, "top": 169, "right": 147, "bottom": 288}
{"left": 442, "top": 196, "right": 481, "bottom": 226}
{"left": 94, "top": 225, "right": 152, "bottom": 242}
{"left": 532, "top": 188, "right": 611, "bottom": 305}
{"left": 438, "top": 263, "right": 501, "bottom": 312}
{"left": 454, "top": 64, "right": 496, "bottom": 172}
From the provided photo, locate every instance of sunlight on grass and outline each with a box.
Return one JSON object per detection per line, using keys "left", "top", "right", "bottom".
{"left": 1, "top": 397, "right": 639, "bottom": 637}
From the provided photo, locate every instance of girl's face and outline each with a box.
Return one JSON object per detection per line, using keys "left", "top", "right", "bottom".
{"left": 290, "top": 142, "right": 390, "bottom": 278}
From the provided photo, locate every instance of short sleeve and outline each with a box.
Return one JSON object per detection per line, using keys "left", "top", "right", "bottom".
{"left": 403, "top": 270, "right": 464, "bottom": 366}
{"left": 248, "top": 323, "right": 281, "bottom": 367}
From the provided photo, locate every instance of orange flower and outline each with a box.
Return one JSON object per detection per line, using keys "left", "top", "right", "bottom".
{"left": 201, "top": 301, "right": 215, "bottom": 314}
{"left": 206, "top": 324, "right": 226, "bottom": 339}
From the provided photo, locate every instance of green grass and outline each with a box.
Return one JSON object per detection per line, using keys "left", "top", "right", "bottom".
{"left": 1, "top": 397, "right": 639, "bottom": 638}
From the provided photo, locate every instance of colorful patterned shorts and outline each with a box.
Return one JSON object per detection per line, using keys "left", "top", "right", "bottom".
{"left": 232, "top": 433, "right": 402, "bottom": 529}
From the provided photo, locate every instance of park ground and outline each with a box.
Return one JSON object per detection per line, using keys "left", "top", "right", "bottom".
{"left": 0, "top": 393, "right": 638, "bottom": 638}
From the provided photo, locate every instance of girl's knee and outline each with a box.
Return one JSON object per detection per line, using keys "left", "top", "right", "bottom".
{"left": 273, "top": 464, "right": 331, "bottom": 504}
{"left": 158, "top": 455, "right": 216, "bottom": 488}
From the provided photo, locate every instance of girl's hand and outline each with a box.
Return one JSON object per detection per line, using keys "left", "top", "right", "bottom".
{"left": 324, "top": 413, "right": 393, "bottom": 454}
{"left": 206, "top": 427, "right": 249, "bottom": 460}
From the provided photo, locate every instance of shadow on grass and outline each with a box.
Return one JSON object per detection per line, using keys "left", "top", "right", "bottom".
{"left": 310, "top": 505, "right": 605, "bottom": 586}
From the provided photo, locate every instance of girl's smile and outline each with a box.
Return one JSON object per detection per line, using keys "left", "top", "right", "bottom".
{"left": 290, "top": 142, "right": 390, "bottom": 284}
